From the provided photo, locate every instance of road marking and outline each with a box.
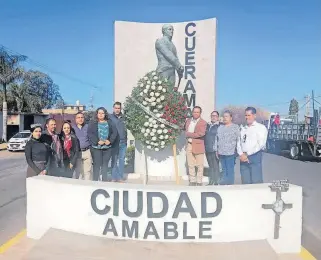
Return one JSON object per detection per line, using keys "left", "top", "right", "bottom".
{"left": 300, "top": 246, "right": 317, "bottom": 260}
{"left": 0, "top": 229, "right": 26, "bottom": 254}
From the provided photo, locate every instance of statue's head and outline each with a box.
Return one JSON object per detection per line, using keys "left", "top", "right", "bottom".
{"left": 162, "top": 24, "right": 174, "bottom": 38}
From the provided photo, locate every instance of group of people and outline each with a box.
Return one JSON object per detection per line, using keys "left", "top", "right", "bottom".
{"left": 25, "top": 101, "right": 268, "bottom": 187}
{"left": 24, "top": 102, "right": 127, "bottom": 182}
{"left": 184, "top": 106, "right": 268, "bottom": 186}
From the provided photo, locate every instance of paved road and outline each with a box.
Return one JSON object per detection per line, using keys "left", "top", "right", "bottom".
{"left": 0, "top": 151, "right": 320, "bottom": 258}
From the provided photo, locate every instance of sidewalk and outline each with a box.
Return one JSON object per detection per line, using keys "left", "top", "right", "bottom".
{"left": 0, "top": 143, "right": 7, "bottom": 151}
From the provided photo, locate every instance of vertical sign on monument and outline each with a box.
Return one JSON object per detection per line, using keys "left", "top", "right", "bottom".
{"left": 114, "top": 18, "right": 217, "bottom": 179}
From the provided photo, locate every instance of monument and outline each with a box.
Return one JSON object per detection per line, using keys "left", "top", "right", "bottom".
{"left": 114, "top": 18, "right": 217, "bottom": 180}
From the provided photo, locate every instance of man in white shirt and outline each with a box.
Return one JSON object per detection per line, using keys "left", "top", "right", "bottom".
{"left": 237, "top": 107, "right": 268, "bottom": 184}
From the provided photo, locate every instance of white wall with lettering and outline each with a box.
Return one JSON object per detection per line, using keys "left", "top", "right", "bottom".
{"left": 27, "top": 176, "right": 302, "bottom": 254}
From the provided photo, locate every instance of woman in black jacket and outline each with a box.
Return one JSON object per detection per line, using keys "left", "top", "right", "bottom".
{"left": 204, "top": 111, "right": 221, "bottom": 185}
{"left": 59, "top": 121, "right": 80, "bottom": 178}
{"left": 88, "top": 107, "right": 118, "bottom": 182}
{"left": 25, "top": 124, "right": 51, "bottom": 178}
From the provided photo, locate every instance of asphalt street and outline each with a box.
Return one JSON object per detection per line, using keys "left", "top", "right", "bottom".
{"left": 0, "top": 151, "right": 320, "bottom": 258}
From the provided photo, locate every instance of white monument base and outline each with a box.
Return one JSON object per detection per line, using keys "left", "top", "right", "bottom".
{"left": 27, "top": 176, "right": 302, "bottom": 254}
{"left": 134, "top": 134, "right": 208, "bottom": 181}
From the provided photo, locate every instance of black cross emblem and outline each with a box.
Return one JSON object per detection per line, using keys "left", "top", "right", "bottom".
{"left": 262, "top": 180, "right": 293, "bottom": 239}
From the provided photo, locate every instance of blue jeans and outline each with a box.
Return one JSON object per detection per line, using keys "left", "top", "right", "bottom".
{"left": 111, "top": 142, "right": 127, "bottom": 181}
{"left": 219, "top": 154, "right": 236, "bottom": 185}
{"left": 240, "top": 151, "right": 263, "bottom": 184}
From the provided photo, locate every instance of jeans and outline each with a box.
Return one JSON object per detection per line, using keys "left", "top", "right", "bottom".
{"left": 112, "top": 142, "right": 127, "bottom": 181}
{"left": 219, "top": 154, "right": 236, "bottom": 185}
{"left": 206, "top": 152, "right": 220, "bottom": 184}
{"left": 240, "top": 151, "right": 263, "bottom": 184}
{"left": 90, "top": 147, "right": 113, "bottom": 181}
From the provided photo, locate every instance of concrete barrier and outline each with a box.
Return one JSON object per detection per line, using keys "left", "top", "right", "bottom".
{"left": 26, "top": 176, "right": 302, "bottom": 254}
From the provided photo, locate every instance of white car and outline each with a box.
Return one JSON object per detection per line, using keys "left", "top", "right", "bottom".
{"left": 7, "top": 130, "right": 32, "bottom": 152}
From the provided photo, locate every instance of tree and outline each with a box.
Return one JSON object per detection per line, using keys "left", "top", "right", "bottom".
{"left": 0, "top": 48, "right": 26, "bottom": 141}
{"left": 221, "top": 105, "right": 270, "bottom": 125}
{"left": 9, "top": 83, "right": 28, "bottom": 112}
{"left": 22, "top": 70, "right": 63, "bottom": 112}
{"left": 288, "top": 98, "right": 299, "bottom": 116}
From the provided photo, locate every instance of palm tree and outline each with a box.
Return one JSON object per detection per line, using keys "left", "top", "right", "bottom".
{"left": 0, "top": 48, "right": 26, "bottom": 141}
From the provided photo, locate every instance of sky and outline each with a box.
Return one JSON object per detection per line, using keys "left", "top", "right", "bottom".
{"left": 1, "top": 0, "right": 320, "bottom": 115}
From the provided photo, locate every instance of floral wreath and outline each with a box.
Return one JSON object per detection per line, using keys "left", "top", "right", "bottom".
{"left": 124, "top": 71, "right": 188, "bottom": 151}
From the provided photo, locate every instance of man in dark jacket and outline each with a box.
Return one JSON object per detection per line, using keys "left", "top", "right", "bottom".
{"left": 204, "top": 111, "right": 221, "bottom": 185}
{"left": 41, "top": 118, "right": 64, "bottom": 177}
{"left": 109, "top": 102, "right": 128, "bottom": 182}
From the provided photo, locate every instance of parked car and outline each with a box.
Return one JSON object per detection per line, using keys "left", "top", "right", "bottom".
{"left": 7, "top": 130, "right": 31, "bottom": 152}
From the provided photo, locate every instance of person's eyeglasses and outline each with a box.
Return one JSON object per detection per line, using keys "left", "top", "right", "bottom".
{"left": 211, "top": 115, "right": 218, "bottom": 117}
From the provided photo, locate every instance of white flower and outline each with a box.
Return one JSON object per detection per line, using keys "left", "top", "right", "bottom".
{"left": 160, "top": 135, "right": 164, "bottom": 139}
{"left": 146, "top": 85, "right": 150, "bottom": 89}
{"left": 151, "top": 85, "right": 156, "bottom": 90}
{"left": 155, "top": 92, "right": 160, "bottom": 97}
{"left": 157, "top": 86, "right": 163, "bottom": 91}
{"left": 144, "top": 133, "right": 148, "bottom": 137}
{"left": 154, "top": 142, "right": 159, "bottom": 146}
{"left": 145, "top": 115, "right": 149, "bottom": 119}
{"left": 156, "top": 113, "right": 161, "bottom": 118}
{"left": 152, "top": 128, "right": 156, "bottom": 132}
{"left": 153, "top": 109, "right": 158, "bottom": 113}
{"left": 161, "top": 141, "right": 165, "bottom": 146}
{"left": 152, "top": 71, "right": 156, "bottom": 76}
{"left": 145, "top": 97, "right": 149, "bottom": 101}
{"left": 150, "top": 92, "right": 154, "bottom": 96}
{"left": 147, "top": 80, "right": 151, "bottom": 84}
{"left": 151, "top": 102, "right": 156, "bottom": 106}
{"left": 163, "top": 129, "right": 168, "bottom": 133}
{"left": 146, "top": 128, "right": 150, "bottom": 133}
{"left": 143, "top": 89, "right": 148, "bottom": 94}
{"left": 140, "top": 92, "right": 143, "bottom": 96}
{"left": 143, "top": 101, "right": 147, "bottom": 105}
{"left": 147, "top": 145, "right": 152, "bottom": 149}
{"left": 156, "top": 98, "right": 161, "bottom": 103}
{"left": 160, "top": 96, "right": 165, "bottom": 101}
{"left": 141, "top": 128, "right": 146, "bottom": 133}
{"left": 157, "top": 105, "right": 163, "bottom": 109}
{"left": 151, "top": 142, "right": 154, "bottom": 145}
{"left": 165, "top": 135, "right": 169, "bottom": 139}
{"left": 146, "top": 140, "right": 150, "bottom": 144}
{"left": 149, "top": 118, "right": 153, "bottom": 122}
{"left": 149, "top": 123, "right": 153, "bottom": 127}
{"left": 140, "top": 83, "right": 144, "bottom": 87}
{"left": 162, "top": 88, "right": 166, "bottom": 93}
{"left": 153, "top": 76, "right": 158, "bottom": 80}
{"left": 144, "top": 77, "right": 148, "bottom": 80}
{"left": 152, "top": 119, "right": 156, "bottom": 124}
{"left": 158, "top": 80, "right": 162, "bottom": 84}
{"left": 151, "top": 97, "right": 156, "bottom": 102}
{"left": 150, "top": 132, "right": 155, "bottom": 136}
{"left": 144, "top": 122, "right": 149, "bottom": 127}
{"left": 152, "top": 137, "right": 157, "bottom": 141}
{"left": 153, "top": 124, "right": 158, "bottom": 129}
{"left": 161, "top": 146, "right": 165, "bottom": 149}
{"left": 160, "top": 124, "right": 165, "bottom": 128}
{"left": 157, "top": 129, "right": 162, "bottom": 134}
{"left": 152, "top": 81, "right": 156, "bottom": 85}
{"left": 155, "top": 148, "right": 159, "bottom": 152}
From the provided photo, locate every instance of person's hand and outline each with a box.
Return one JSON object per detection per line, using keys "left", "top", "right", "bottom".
{"left": 69, "top": 163, "right": 73, "bottom": 169}
{"left": 39, "top": 170, "right": 47, "bottom": 175}
{"left": 240, "top": 153, "right": 248, "bottom": 162}
{"left": 98, "top": 140, "right": 105, "bottom": 145}
{"left": 105, "top": 140, "right": 111, "bottom": 145}
{"left": 216, "top": 152, "right": 219, "bottom": 160}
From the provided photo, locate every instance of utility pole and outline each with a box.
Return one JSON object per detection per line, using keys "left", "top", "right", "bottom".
{"left": 305, "top": 95, "right": 311, "bottom": 117}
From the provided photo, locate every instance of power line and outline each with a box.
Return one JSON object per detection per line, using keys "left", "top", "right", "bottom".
{"left": 0, "top": 44, "right": 103, "bottom": 91}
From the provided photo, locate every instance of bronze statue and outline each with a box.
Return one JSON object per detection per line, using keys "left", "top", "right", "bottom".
{"left": 155, "top": 24, "right": 184, "bottom": 86}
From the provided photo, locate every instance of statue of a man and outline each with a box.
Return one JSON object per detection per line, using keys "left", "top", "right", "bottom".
{"left": 155, "top": 24, "right": 184, "bottom": 86}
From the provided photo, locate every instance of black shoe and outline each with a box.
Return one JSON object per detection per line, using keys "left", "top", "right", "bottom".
{"left": 189, "top": 182, "right": 196, "bottom": 186}
{"left": 207, "top": 180, "right": 214, "bottom": 186}
{"left": 196, "top": 183, "right": 202, "bottom": 186}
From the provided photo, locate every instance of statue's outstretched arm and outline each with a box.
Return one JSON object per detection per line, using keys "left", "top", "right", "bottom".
{"left": 155, "top": 40, "right": 182, "bottom": 70}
